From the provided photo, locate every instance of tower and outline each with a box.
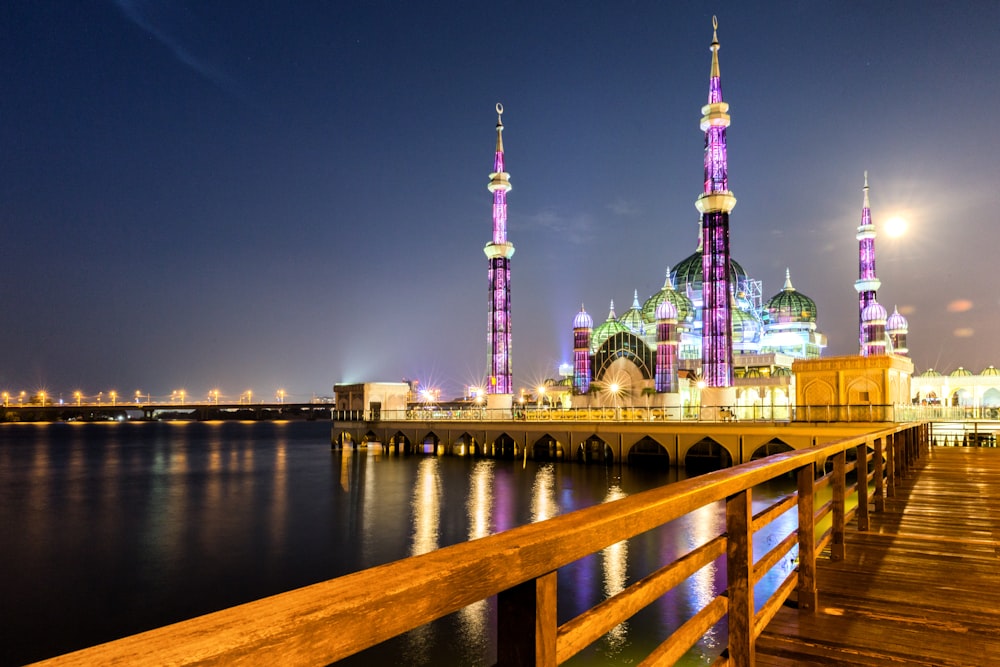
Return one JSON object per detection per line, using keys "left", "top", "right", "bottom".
{"left": 484, "top": 103, "right": 515, "bottom": 403}
{"left": 654, "top": 300, "right": 679, "bottom": 393}
{"left": 854, "top": 172, "right": 881, "bottom": 355}
{"left": 861, "top": 301, "right": 887, "bottom": 356}
{"left": 572, "top": 305, "right": 593, "bottom": 394}
{"left": 886, "top": 306, "right": 909, "bottom": 356}
{"left": 695, "top": 16, "right": 737, "bottom": 388}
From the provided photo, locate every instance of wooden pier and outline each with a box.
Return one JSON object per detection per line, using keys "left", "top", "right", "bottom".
{"left": 757, "top": 446, "right": 1000, "bottom": 666}
{"left": 31, "top": 422, "right": 1000, "bottom": 666}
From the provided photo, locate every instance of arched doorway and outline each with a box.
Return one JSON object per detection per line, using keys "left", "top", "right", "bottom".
{"left": 577, "top": 435, "right": 614, "bottom": 465}
{"left": 685, "top": 437, "right": 732, "bottom": 473}
{"left": 627, "top": 436, "right": 670, "bottom": 468}
{"left": 532, "top": 434, "right": 561, "bottom": 461}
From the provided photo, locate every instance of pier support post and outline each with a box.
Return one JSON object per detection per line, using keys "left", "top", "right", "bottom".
{"left": 498, "top": 572, "right": 557, "bottom": 666}
{"left": 796, "top": 462, "right": 818, "bottom": 612}
{"left": 856, "top": 441, "right": 871, "bottom": 531}
{"left": 831, "top": 450, "right": 846, "bottom": 560}
{"left": 726, "top": 488, "right": 754, "bottom": 666}
{"left": 874, "top": 437, "right": 885, "bottom": 512}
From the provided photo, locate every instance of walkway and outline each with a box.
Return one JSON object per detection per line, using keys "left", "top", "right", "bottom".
{"left": 757, "top": 446, "right": 1000, "bottom": 666}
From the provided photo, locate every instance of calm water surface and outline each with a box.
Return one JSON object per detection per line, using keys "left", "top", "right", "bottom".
{"left": 0, "top": 420, "right": 796, "bottom": 666}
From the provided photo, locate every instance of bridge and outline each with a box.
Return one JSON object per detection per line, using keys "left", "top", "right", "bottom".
{"left": 0, "top": 402, "right": 332, "bottom": 422}
{"left": 30, "top": 420, "right": 1000, "bottom": 665}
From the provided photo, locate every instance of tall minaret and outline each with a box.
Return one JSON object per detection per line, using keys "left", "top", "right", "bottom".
{"left": 695, "top": 16, "right": 737, "bottom": 388}
{"left": 572, "top": 305, "right": 593, "bottom": 395}
{"left": 484, "top": 103, "right": 515, "bottom": 404}
{"left": 854, "top": 171, "right": 881, "bottom": 354}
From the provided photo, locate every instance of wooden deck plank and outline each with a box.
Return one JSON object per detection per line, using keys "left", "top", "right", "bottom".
{"left": 758, "top": 447, "right": 1000, "bottom": 667}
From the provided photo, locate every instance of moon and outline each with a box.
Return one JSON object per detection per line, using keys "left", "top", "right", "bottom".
{"left": 883, "top": 216, "right": 908, "bottom": 238}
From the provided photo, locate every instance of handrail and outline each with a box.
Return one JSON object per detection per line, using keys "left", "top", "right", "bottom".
{"left": 34, "top": 422, "right": 928, "bottom": 667}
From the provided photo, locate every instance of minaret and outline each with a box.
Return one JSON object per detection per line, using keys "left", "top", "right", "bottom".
{"left": 886, "top": 305, "right": 909, "bottom": 357}
{"left": 861, "top": 301, "right": 887, "bottom": 356}
{"left": 695, "top": 16, "right": 737, "bottom": 388}
{"left": 655, "top": 300, "right": 679, "bottom": 393}
{"left": 854, "top": 171, "right": 881, "bottom": 354}
{"left": 572, "top": 305, "right": 593, "bottom": 394}
{"left": 484, "top": 103, "right": 515, "bottom": 404}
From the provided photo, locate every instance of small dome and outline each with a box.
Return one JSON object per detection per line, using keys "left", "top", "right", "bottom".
{"left": 573, "top": 304, "right": 593, "bottom": 329}
{"left": 671, "top": 250, "right": 749, "bottom": 297}
{"left": 950, "top": 367, "right": 972, "bottom": 377}
{"left": 732, "top": 307, "right": 761, "bottom": 344}
{"left": 981, "top": 365, "right": 1000, "bottom": 376}
{"left": 765, "top": 269, "right": 817, "bottom": 323}
{"left": 862, "top": 301, "right": 887, "bottom": 322}
{"left": 590, "top": 300, "right": 628, "bottom": 352}
{"left": 655, "top": 299, "right": 677, "bottom": 321}
{"left": 886, "top": 305, "right": 908, "bottom": 332}
{"left": 642, "top": 268, "right": 694, "bottom": 324}
{"left": 773, "top": 367, "right": 792, "bottom": 377}
{"left": 618, "top": 290, "right": 647, "bottom": 335}
{"left": 919, "top": 368, "right": 941, "bottom": 377}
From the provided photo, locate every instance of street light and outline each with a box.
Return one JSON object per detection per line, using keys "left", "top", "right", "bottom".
{"left": 277, "top": 389, "right": 286, "bottom": 404}
{"left": 75, "top": 391, "right": 82, "bottom": 406}
{"left": 135, "top": 390, "right": 141, "bottom": 405}
{"left": 39, "top": 391, "right": 46, "bottom": 406}
{"left": 109, "top": 390, "right": 117, "bottom": 406}
{"left": 2, "top": 392, "right": 8, "bottom": 407}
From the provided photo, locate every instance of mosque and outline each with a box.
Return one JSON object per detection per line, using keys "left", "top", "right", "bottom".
{"left": 553, "top": 18, "right": 911, "bottom": 418}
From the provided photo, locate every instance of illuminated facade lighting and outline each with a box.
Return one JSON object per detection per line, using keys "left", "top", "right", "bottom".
{"left": 855, "top": 171, "right": 881, "bottom": 355}
{"left": 483, "top": 103, "right": 515, "bottom": 395}
{"left": 695, "top": 16, "right": 737, "bottom": 387}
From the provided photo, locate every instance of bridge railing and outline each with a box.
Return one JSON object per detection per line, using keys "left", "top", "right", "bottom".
{"left": 37, "top": 422, "right": 928, "bottom": 667}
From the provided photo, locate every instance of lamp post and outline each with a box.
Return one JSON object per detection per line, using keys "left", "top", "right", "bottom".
{"left": 109, "top": 390, "right": 117, "bottom": 406}
{"left": 277, "top": 389, "right": 286, "bottom": 404}
{"left": 2, "top": 392, "right": 8, "bottom": 407}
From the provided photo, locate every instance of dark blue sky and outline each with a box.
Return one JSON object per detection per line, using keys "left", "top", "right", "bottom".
{"left": 2, "top": 1, "right": 998, "bottom": 401}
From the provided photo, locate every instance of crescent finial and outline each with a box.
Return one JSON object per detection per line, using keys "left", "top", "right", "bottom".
{"left": 496, "top": 102, "right": 504, "bottom": 116}
{"left": 713, "top": 15, "right": 718, "bottom": 30}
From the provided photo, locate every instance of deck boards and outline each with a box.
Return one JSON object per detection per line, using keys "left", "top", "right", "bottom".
{"left": 756, "top": 447, "right": 1000, "bottom": 666}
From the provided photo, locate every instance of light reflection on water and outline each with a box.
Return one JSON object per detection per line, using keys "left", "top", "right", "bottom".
{"left": 0, "top": 422, "right": 797, "bottom": 667}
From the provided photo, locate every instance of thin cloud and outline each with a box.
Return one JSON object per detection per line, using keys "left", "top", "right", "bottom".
{"left": 607, "top": 198, "right": 642, "bottom": 217}
{"left": 113, "top": 0, "right": 237, "bottom": 95}
{"left": 518, "top": 208, "right": 596, "bottom": 244}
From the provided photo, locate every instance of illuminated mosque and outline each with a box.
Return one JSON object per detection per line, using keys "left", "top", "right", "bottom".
{"left": 555, "top": 18, "right": 911, "bottom": 417}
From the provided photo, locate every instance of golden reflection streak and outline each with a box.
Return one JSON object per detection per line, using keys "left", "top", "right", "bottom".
{"left": 271, "top": 438, "right": 288, "bottom": 552}
{"left": 601, "top": 485, "right": 629, "bottom": 651}
{"left": 531, "top": 464, "right": 558, "bottom": 523}
{"left": 458, "top": 460, "right": 496, "bottom": 647}
{"left": 406, "top": 457, "right": 442, "bottom": 661}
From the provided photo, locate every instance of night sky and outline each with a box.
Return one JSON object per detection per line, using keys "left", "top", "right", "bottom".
{"left": 3, "top": 1, "right": 999, "bottom": 402}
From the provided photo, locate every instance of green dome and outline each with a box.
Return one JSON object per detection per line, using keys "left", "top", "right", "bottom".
{"left": 671, "top": 249, "right": 748, "bottom": 296}
{"left": 732, "top": 307, "right": 761, "bottom": 344}
{"left": 591, "top": 301, "right": 628, "bottom": 352}
{"left": 919, "top": 369, "right": 941, "bottom": 377}
{"left": 765, "top": 269, "right": 817, "bottom": 323}
{"left": 773, "top": 367, "right": 792, "bottom": 377}
{"left": 982, "top": 365, "right": 1000, "bottom": 376}
{"left": 950, "top": 367, "right": 972, "bottom": 377}
{"left": 619, "top": 290, "right": 648, "bottom": 335}
{"left": 641, "top": 269, "right": 694, "bottom": 324}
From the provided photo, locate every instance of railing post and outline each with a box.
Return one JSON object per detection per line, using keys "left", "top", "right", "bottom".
{"left": 855, "top": 441, "right": 870, "bottom": 531}
{"left": 796, "top": 461, "right": 818, "bottom": 612}
{"left": 873, "top": 437, "right": 885, "bottom": 512}
{"left": 885, "top": 433, "right": 896, "bottom": 498}
{"left": 831, "top": 450, "right": 846, "bottom": 560}
{"left": 497, "top": 572, "right": 557, "bottom": 667}
{"left": 726, "top": 488, "right": 754, "bottom": 666}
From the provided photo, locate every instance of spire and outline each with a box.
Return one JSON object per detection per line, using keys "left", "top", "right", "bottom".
{"left": 783, "top": 267, "right": 794, "bottom": 291}
{"left": 863, "top": 169, "right": 870, "bottom": 211}
{"left": 632, "top": 289, "right": 641, "bottom": 309}
{"left": 709, "top": 15, "right": 721, "bottom": 88}
{"left": 494, "top": 103, "right": 504, "bottom": 155}
{"left": 608, "top": 300, "right": 617, "bottom": 320}
{"left": 663, "top": 266, "right": 674, "bottom": 290}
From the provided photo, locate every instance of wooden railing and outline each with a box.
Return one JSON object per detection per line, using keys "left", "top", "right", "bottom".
{"left": 36, "top": 423, "right": 929, "bottom": 667}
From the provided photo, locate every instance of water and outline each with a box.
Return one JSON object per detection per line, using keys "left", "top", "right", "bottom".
{"left": 0, "top": 420, "right": 796, "bottom": 666}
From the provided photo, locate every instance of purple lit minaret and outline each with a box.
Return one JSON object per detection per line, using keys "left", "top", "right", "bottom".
{"left": 572, "top": 305, "right": 593, "bottom": 394}
{"left": 695, "top": 16, "right": 737, "bottom": 387}
{"left": 854, "top": 171, "right": 881, "bottom": 355}
{"left": 484, "top": 103, "right": 515, "bottom": 397}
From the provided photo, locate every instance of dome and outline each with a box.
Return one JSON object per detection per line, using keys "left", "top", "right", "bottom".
{"left": 731, "top": 306, "right": 761, "bottom": 344}
{"left": 861, "top": 301, "right": 887, "bottom": 322}
{"left": 765, "top": 269, "right": 817, "bottom": 323}
{"left": 671, "top": 250, "right": 748, "bottom": 297}
{"left": 590, "top": 301, "right": 628, "bottom": 352}
{"left": 772, "top": 367, "right": 792, "bottom": 377}
{"left": 642, "top": 268, "right": 694, "bottom": 324}
{"left": 886, "top": 305, "right": 908, "bottom": 332}
{"left": 573, "top": 305, "right": 593, "bottom": 329}
{"left": 981, "top": 365, "right": 1000, "bottom": 376}
{"left": 919, "top": 369, "right": 941, "bottom": 377}
{"left": 950, "top": 367, "right": 972, "bottom": 377}
{"left": 655, "top": 299, "right": 677, "bottom": 321}
{"left": 618, "top": 290, "right": 647, "bottom": 335}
